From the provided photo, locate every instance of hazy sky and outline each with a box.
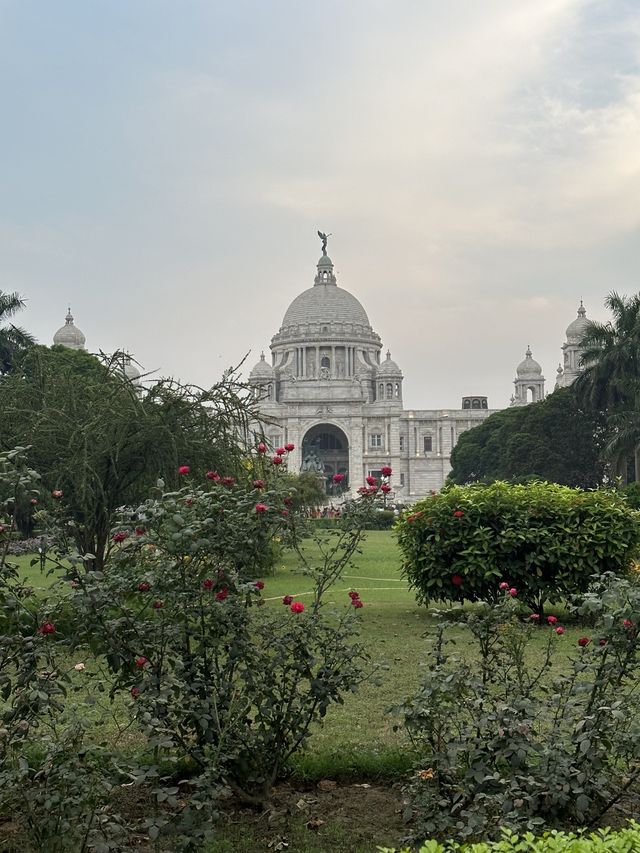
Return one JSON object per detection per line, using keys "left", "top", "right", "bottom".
{"left": 1, "top": 0, "right": 639, "bottom": 409}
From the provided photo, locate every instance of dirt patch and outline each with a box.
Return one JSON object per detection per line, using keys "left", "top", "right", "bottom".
{"left": 218, "top": 780, "right": 406, "bottom": 851}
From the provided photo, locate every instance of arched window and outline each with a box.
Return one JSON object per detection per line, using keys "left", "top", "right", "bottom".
{"left": 321, "top": 356, "right": 330, "bottom": 369}
{"left": 394, "top": 382, "right": 400, "bottom": 398}
{"left": 472, "top": 398, "right": 481, "bottom": 409}
{"left": 379, "top": 383, "right": 384, "bottom": 399}
{"left": 386, "top": 383, "right": 393, "bottom": 399}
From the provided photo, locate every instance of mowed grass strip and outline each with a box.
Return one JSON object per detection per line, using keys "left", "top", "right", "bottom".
{"left": 12, "top": 531, "right": 582, "bottom": 778}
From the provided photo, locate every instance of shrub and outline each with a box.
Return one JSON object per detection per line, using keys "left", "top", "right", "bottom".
{"left": 380, "top": 821, "right": 640, "bottom": 851}
{"left": 60, "top": 468, "right": 378, "bottom": 810}
{"left": 396, "top": 577, "right": 640, "bottom": 843}
{"left": 397, "top": 481, "right": 640, "bottom": 612}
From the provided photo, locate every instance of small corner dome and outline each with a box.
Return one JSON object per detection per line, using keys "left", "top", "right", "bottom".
{"left": 123, "top": 358, "right": 141, "bottom": 383}
{"left": 566, "top": 302, "right": 589, "bottom": 343}
{"left": 250, "top": 352, "right": 275, "bottom": 379}
{"left": 377, "top": 350, "right": 402, "bottom": 376}
{"left": 516, "top": 346, "right": 543, "bottom": 377}
{"left": 53, "top": 308, "right": 86, "bottom": 350}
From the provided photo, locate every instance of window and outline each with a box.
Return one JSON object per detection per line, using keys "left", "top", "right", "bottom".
{"left": 370, "top": 433, "right": 382, "bottom": 448}
{"left": 423, "top": 436, "right": 433, "bottom": 453}
{"left": 400, "top": 473, "right": 405, "bottom": 487}
{"left": 399, "top": 435, "right": 405, "bottom": 452}
{"left": 321, "top": 356, "right": 330, "bottom": 369}
{"left": 369, "top": 469, "right": 383, "bottom": 481}
{"left": 378, "top": 383, "right": 384, "bottom": 399}
{"left": 386, "top": 383, "right": 393, "bottom": 399}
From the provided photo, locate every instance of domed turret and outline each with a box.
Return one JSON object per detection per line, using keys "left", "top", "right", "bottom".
{"left": 377, "top": 350, "right": 402, "bottom": 377}
{"left": 511, "top": 346, "right": 545, "bottom": 406}
{"left": 566, "top": 301, "right": 589, "bottom": 343}
{"left": 558, "top": 302, "right": 590, "bottom": 388}
{"left": 516, "top": 346, "right": 543, "bottom": 378}
{"left": 376, "top": 350, "right": 403, "bottom": 402}
{"left": 53, "top": 308, "right": 86, "bottom": 350}
{"left": 249, "top": 352, "right": 275, "bottom": 401}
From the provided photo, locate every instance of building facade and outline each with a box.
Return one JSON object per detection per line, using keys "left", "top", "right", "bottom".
{"left": 250, "top": 248, "right": 499, "bottom": 501}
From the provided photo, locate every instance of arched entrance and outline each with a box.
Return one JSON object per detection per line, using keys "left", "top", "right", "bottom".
{"left": 301, "top": 424, "right": 349, "bottom": 494}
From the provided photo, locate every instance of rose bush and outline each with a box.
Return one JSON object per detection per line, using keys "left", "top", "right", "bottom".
{"left": 398, "top": 575, "right": 640, "bottom": 842}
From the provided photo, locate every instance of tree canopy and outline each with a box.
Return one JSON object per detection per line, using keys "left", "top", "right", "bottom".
{"left": 0, "top": 291, "right": 35, "bottom": 374}
{"left": 448, "top": 387, "right": 608, "bottom": 488}
{"left": 0, "top": 345, "right": 258, "bottom": 567}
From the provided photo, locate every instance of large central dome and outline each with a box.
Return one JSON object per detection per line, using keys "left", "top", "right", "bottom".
{"left": 278, "top": 254, "right": 372, "bottom": 333}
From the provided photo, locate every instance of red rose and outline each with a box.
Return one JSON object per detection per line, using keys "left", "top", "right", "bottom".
{"left": 285, "top": 443, "right": 295, "bottom": 452}
{"left": 352, "top": 598, "right": 364, "bottom": 609}
{"left": 556, "top": 626, "right": 565, "bottom": 635}
{"left": 138, "top": 582, "right": 151, "bottom": 592}
{"left": 131, "top": 687, "right": 140, "bottom": 698}
{"left": 366, "top": 476, "right": 378, "bottom": 487}
{"left": 348, "top": 591, "right": 360, "bottom": 600}
{"left": 38, "top": 621, "right": 56, "bottom": 635}
{"left": 529, "top": 613, "right": 540, "bottom": 621}
{"left": 290, "top": 601, "right": 305, "bottom": 614}
{"left": 152, "top": 600, "right": 164, "bottom": 610}
{"left": 453, "top": 510, "right": 464, "bottom": 518}
{"left": 255, "top": 503, "right": 268, "bottom": 514}
{"left": 206, "top": 470, "right": 220, "bottom": 481}
{"left": 578, "top": 637, "right": 590, "bottom": 647}
{"left": 499, "top": 582, "right": 509, "bottom": 590}
{"left": 357, "top": 486, "right": 368, "bottom": 495}
{"left": 509, "top": 588, "right": 517, "bottom": 597}
{"left": 547, "top": 615, "right": 558, "bottom": 625}
{"left": 178, "top": 465, "right": 190, "bottom": 475}
{"left": 284, "top": 497, "right": 294, "bottom": 506}
{"left": 381, "top": 483, "right": 391, "bottom": 494}
{"left": 135, "top": 526, "right": 146, "bottom": 536}
{"left": 112, "top": 531, "right": 128, "bottom": 543}
{"left": 332, "top": 473, "right": 345, "bottom": 484}
{"left": 254, "top": 580, "right": 265, "bottom": 590}
{"left": 271, "top": 456, "right": 283, "bottom": 466}
{"left": 52, "top": 489, "right": 63, "bottom": 499}
{"left": 30, "top": 498, "right": 38, "bottom": 505}
{"left": 381, "top": 465, "right": 392, "bottom": 477}
{"left": 253, "top": 479, "right": 265, "bottom": 489}
{"left": 257, "top": 442, "right": 267, "bottom": 454}
{"left": 276, "top": 447, "right": 286, "bottom": 456}
{"left": 135, "top": 656, "right": 147, "bottom": 668}
{"left": 599, "top": 637, "right": 607, "bottom": 646}
{"left": 222, "top": 476, "right": 235, "bottom": 487}
{"left": 215, "top": 588, "right": 229, "bottom": 602}
{"left": 623, "top": 619, "right": 634, "bottom": 629}
{"left": 202, "top": 579, "right": 214, "bottom": 590}
{"left": 282, "top": 595, "right": 293, "bottom": 605}
{"left": 451, "top": 574, "right": 463, "bottom": 587}
{"left": 281, "top": 509, "right": 289, "bottom": 517}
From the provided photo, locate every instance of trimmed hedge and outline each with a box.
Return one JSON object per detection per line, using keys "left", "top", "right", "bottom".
{"left": 379, "top": 822, "right": 640, "bottom": 851}
{"left": 396, "top": 482, "right": 640, "bottom": 610}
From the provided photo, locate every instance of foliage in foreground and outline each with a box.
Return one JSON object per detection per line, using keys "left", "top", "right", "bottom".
{"left": 398, "top": 581, "right": 640, "bottom": 843}
{"left": 381, "top": 821, "right": 640, "bottom": 851}
{"left": 397, "top": 481, "right": 640, "bottom": 613}
{"left": 0, "top": 444, "right": 382, "bottom": 850}
{"left": 448, "top": 388, "right": 608, "bottom": 489}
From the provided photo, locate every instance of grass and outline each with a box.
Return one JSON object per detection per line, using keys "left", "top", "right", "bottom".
{"left": 7, "top": 531, "right": 590, "bottom": 851}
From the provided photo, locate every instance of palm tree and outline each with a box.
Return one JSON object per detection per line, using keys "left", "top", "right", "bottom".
{"left": 0, "top": 291, "right": 36, "bottom": 374}
{"left": 574, "top": 291, "right": 640, "bottom": 481}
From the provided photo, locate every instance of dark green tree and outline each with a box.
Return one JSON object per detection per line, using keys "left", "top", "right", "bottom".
{"left": 0, "top": 346, "right": 258, "bottom": 568}
{"left": 448, "top": 387, "right": 607, "bottom": 488}
{"left": 574, "top": 291, "right": 640, "bottom": 480}
{"left": 0, "top": 291, "right": 35, "bottom": 374}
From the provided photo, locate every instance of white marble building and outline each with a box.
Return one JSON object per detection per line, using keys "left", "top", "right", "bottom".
{"left": 249, "top": 246, "right": 591, "bottom": 500}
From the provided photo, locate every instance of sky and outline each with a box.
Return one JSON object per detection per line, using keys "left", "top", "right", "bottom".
{"left": 1, "top": 0, "right": 639, "bottom": 409}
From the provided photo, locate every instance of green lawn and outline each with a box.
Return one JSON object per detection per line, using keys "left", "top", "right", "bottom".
{"left": 9, "top": 532, "right": 588, "bottom": 852}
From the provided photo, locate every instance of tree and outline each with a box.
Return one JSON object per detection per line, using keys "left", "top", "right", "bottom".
{"left": 574, "top": 291, "right": 640, "bottom": 480}
{"left": 0, "top": 291, "right": 35, "bottom": 374}
{"left": 0, "top": 345, "right": 258, "bottom": 568}
{"left": 448, "top": 388, "right": 608, "bottom": 488}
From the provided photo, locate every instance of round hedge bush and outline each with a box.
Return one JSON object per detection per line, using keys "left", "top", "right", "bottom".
{"left": 396, "top": 481, "right": 640, "bottom": 611}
